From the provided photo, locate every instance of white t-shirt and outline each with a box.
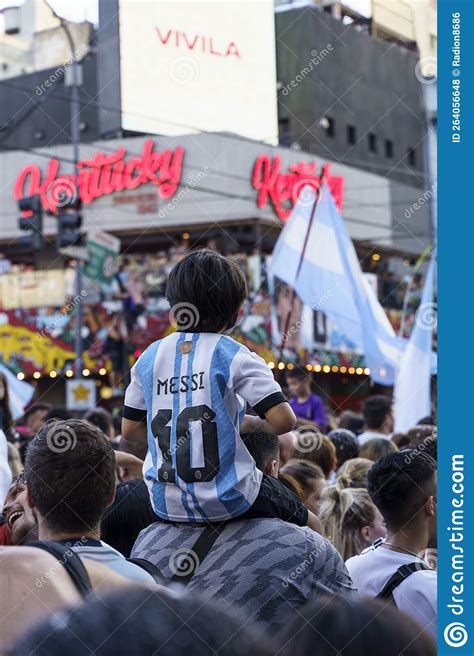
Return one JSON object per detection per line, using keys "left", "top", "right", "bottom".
{"left": 124, "top": 332, "right": 285, "bottom": 522}
{"left": 358, "top": 430, "right": 392, "bottom": 446}
{"left": 346, "top": 544, "right": 437, "bottom": 638}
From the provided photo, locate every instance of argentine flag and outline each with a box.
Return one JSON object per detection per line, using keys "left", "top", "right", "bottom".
{"left": 0, "top": 363, "right": 35, "bottom": 420}
{"left": 270, "top": 182, "right": 401, "bottom": 385}
{"left": 393, "top": 253, "right": 436, "bottom": 432}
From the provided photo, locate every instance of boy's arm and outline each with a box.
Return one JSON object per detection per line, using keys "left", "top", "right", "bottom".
{"left": 240, "top": 402, "right": 296, "bottom": 436}
{"left": 121, "top": 418, "right": 147, "bottom": 443}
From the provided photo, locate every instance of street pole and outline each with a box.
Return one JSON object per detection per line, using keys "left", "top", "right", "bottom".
{"left": 51, "top": 8, "right": 84, "bottom": 378}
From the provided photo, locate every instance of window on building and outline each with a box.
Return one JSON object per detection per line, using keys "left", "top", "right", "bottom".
{"left": 407, "top": 147, "right": 417, "bottom": 166}
{"left": 368, "top": 133, "right": 377, "bottom": 153}
{"left": 347, "top": 125, "right": 357, "bottom": 145}
{"left": 385, "top": 139, "right": 393, "bottom": 158}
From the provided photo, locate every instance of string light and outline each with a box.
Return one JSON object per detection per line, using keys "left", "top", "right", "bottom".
{"left": 99, "top": 368, "right": 107, "bottom": 376}
{"left": 268, "top": 361, "right": 275, "bottom": 369}
{"left": 66, "top": 370, "right": 74, "bottom": 378}
{"left": 82, "top": 369, "right": 90, "bottom": 377}
{"left": 17, "top": 372, "right": 25, "bottom": 380}
{"left": 33, "top": 372, "right": 40, "bottom": 379}
{"left": 287, "top": 363, "right": 294, "bottom": 370}
{"left": 372, "top": 253, "right": 381, "bottom": 261}
{"left": 49, "top": 371, "right": 57, "bottom": 378}
{"left": 340, "top": 366, "right": 347, "bottom": 374}
{"left": 356, "top": 367, "right": 363, "bottom": 375}
{"left": 306, "top": 364, "right": 313, "bottom": 372}
{"left": 323, "top": 365, "right": 330, "bottom": 373}
{"left": 348, "top": 367, "right": 356, "bottom": 375}
{"left": 314, "top": 365, "right": 322, "bottom": 372}
{"left": 278, "top": 362, "right": 285, "bottom": 370}
{"left": 331, "top": 365, "right": 339, "bottom": 373}
{"left": 364, "top": 368, "right": 371, "bottom": 375}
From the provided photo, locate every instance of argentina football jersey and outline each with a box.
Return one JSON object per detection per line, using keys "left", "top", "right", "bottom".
{"left": 123, "top": 332, "right": 286, "bottom": 521}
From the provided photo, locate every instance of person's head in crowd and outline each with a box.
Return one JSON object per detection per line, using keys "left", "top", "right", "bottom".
{"left": 242, "top": 432, "right": 279, "bottom": 477}
{"left": 0, "top": 372, "right": 13, "bottom": 434}
{"left": 367, "top": 451, "right": 437, "bottom": 546}
{"left": 166, "top": 248, "right": 247, "bottom": 333}
{"left": 22, "top": 403, "right": 52, "bottom": 435}
{"left": 418, "top": 415, "right": 436, "bottom": 426}
{"left": 6, "top": 588, "right": 274, "bottom": 656}
{"left": 319, "top": 486, "right": 386, "bottom": 560}
{"left": 295, "top": 431, "right": 337, "bottom": 479}
{"left": 359, "top": 437, "right": 398, "bottom": 462}
{"left": 422, "top": 435, "right": 437, "bottom": 462}
{"left": 285, "top": 367, "right": 311, "bottom": 400}
{"left": 338, "top": 410, "right": 364, "bottom": 436}
{"left": 280, "top": 459, "right": 326, "bottom": 515}
{"left": 278, "top": 431, "right": 295, "bottom": 466}
{"left": 336, "top": 457, "right": 372, "bottom": 490}
{"left": 84, "top": 407, "right": 115, "bottom": 441}
{"left": 279, "top": 596, "right": 436, "bottom": 656}
{"left": 25, "top": 420, "right": 116, "bottom": 539}
{"left": 44, "top": 407, "right": 73, "bottom": 423}
{"left": 392, "top": 424, "right": 436, "bottom": 451}
{"left": 328, "top": 429, "right": 359, "bottom": 468}
{"left": 101, "top": 480, "right": 156, "bottom": 557}
{"left": 362, "top": 395, "right": 393, "bottom": 434}
{"left": 2, "top": 474, "right": 38, "bottom": 545}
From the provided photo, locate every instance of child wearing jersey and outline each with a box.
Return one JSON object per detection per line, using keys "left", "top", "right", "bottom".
{"left": 122, "top": 249, "right": 317, "bottom": 529}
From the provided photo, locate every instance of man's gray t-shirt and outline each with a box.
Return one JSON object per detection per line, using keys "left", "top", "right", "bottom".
{"left": 132, "top": 518, "right": 357, "bottom": 633}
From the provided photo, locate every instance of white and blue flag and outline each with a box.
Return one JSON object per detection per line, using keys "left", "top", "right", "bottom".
{"left": 124, "top": 332, "right": 285, "bottom": 522}
{"left": 0, "top": 362, "right": 35, "bottom": 420}
{"left": 393, "top": 253, "right": 436, "bottom": 432}
{"left": 271, "top": 182, "right": 401, "bottom": 384}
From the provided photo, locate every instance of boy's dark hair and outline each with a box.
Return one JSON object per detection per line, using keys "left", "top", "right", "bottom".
{"left": 166, "top": 249, "right": 247, "bottom": 333}
{"left": 84, "top": 407, "right": 114, "bottom": 437}
{"left": 328, "top": 429, "right": 359, "bottom": 467}
{"left": 25, "top": 419, "right": 116, "bottom": 533}
{"left": 101, "top": 480, "right": 156, "bottom": 557}
{"left": 367, "top": 451, "right": 436, "bottom": 529}
{"left": 338, "top": 410, "right": 364, "bottom": 436}
{"left": 362, "top": 395, "right": 392, "bottom": 429}
{"left": 286, "top": 367, "right": 308, "bottom": 382}
{"left": 241, "top": 432, "right": 279, "bottom": 472}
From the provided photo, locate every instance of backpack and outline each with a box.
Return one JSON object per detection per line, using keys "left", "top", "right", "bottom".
{"left": 376, "top": 561, "right": 431, "bottom": 604}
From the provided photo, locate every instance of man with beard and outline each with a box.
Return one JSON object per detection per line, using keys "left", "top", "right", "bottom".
{"left": 2, "top": 474, "right": 38, "bottom": 545}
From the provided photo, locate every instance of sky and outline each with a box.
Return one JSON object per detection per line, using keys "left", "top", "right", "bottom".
{"left": 0, "top": 0, "right": 372, "bottom": 26}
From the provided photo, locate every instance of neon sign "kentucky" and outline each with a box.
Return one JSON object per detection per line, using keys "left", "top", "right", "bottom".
{"left": 13, "top": 140, "right": 184, "bottom": 213}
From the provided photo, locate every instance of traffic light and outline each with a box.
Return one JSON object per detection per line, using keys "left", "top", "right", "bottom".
{"left": 18, "top": 194, "right": 44, "bottom": 251}
{"left": 56, "top": 190, "right": 83, "bottom": 248}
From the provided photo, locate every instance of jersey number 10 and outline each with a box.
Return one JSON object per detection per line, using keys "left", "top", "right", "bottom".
{"left": 152, "top": 404, "right": 220, "bottom": 483}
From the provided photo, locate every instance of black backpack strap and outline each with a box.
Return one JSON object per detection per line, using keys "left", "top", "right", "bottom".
{"left": 170, "top": 522, "right": 228, "bottom": 586}
{"left": 376, "top": 562, "right": 431, "bottom": 603}
{"left": 28, "top": 540, "right": 93, "bottom": 599}
{"left": 127, "top": 557, "right": 164, "bottom": 584}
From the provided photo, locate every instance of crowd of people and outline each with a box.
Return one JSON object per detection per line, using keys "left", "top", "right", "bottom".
{"left": 0, "top": 249, "right": 437, "bottom": 654}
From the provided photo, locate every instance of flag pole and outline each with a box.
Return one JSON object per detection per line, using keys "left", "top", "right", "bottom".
{"left": 278, "top": 165, "right": 328, "bottom": 363}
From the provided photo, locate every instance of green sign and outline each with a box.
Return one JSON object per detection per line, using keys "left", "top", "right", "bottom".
{"left": 83, "top": 230, "right": 120, "bottom": 290}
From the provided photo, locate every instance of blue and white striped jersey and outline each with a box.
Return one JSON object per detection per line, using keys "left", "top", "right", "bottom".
{"left": 123, "top": 332, "right": 286, "bottom": 522}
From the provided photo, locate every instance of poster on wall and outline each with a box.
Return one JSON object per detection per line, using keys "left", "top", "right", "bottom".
{"left": 118, "top": 0, "right": 278, "bottom": 143}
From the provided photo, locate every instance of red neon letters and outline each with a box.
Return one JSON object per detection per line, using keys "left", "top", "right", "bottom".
{"left": 252, "top": 155, "right": 344, "bottom": 220}
{"left": 13, "top": 140, "right": 184, "bottom": 213}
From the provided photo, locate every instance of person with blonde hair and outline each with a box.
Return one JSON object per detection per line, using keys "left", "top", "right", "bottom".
{"left": 319, "top": 486, "right": 386, "bottom": 560}
{"left": 359, "top": 438, "right": 398, "bottom": 462}
{"left": 295, "top": 429, "right": 337, "bottom": 479}
{"left": 336, "top": 457, "right": 373, "bottom": 489}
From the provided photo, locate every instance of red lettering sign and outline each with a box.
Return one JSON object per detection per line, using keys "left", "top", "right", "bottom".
{"left": 252, "top": 155, "right": 344, "bottom": 221}
{"left": 155, "top": 27, "right": 240, "bottom": 58}
{"left": 13, "top": 140, "right": 184, "bottom": 213}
